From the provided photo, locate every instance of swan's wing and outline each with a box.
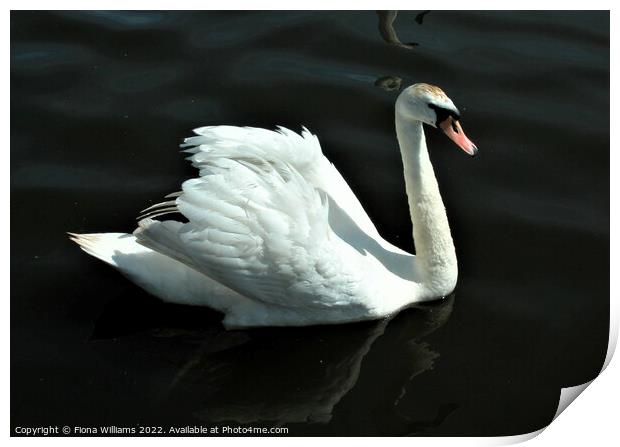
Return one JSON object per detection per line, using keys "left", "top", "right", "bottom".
{"left": 134, "top": 148, "right": 368, "bottom": 311}
{"left": 182, "top": 126, "right": 323, "bottom": 181}
{"left": 179, "top": 126, "right": 380, "bottom": 237}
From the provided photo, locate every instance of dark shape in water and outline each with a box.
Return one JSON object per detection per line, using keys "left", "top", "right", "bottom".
{"left": 415, "top": 10, "right": 431, "bottom": 25}
{"left": 376, "top": 10, "right": 419, "bottom": 50}
{"left": 183, "top": 298, "right": 453, "bottom": 427}
{"left": 93, "top": 291, "right": 454, "bottom": 428}
{"left": 375, "top": 75, "right": 403, "bottom": 92}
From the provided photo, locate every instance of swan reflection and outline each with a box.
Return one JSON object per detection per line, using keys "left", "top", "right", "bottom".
{"left": 415, "top": 10, "right": 431, "bottom": 25}
{"left": 94, "top": 295, "right": 454, "bottom": 429}
{"left": 377, "top": 10, "right": 432, "bottom": 50}
{"left": 374, "top": 11, "right": 432, "bottom": 93}
{"left": 377, "top": 11, "right": 418, "bottom": 50}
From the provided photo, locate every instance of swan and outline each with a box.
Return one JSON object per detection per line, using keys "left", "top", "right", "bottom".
{"left": 70, "top": 83, "right": 477, "bottom": 328}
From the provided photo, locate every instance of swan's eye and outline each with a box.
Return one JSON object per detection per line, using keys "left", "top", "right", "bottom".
{"left": 428, "top": 103, "right": 461, "bottom": 127}
{"left": 451, "top": 120, "right": 459, "bottom": 133}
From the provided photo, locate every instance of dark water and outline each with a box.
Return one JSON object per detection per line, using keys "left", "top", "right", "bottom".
{"left": 11, "top": 11, "right": 609, "bottom": 436}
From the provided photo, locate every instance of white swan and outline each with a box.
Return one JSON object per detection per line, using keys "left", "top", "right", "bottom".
{"left": 70, "top": 83, "right": 477, "bottom": 328}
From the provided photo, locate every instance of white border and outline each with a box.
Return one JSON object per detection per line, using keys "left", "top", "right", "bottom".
{"left": 3, "top": 1, "right": 617, "bottom": 9}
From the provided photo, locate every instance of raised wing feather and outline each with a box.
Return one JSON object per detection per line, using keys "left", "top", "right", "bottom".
{"left": 179, "top": 126, "right": 380, "bottom": 237}
{"left": 134, "top": 127, "right": 370, "bottom": 311}
{"left": 183, "top": 126, "right": 323, "bottom": 179}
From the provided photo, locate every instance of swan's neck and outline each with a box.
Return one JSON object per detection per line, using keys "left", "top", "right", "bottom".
{"left": 396, "top": 114, "right": 457, "bottom": 295}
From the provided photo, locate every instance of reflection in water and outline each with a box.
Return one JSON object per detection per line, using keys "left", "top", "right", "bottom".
{"left": 415, "top": 10, "right": 431, "bottom": 25}
{"left": 93, "top": 296, "right": 454, "bottom": 427}
{"left": 375, "top": 75, "right": 403, "bottom": 92}
{"left": 376, "top": 11, "right": 419, "bottom": 50}
{"left": 374, "top": 11, "right": 433, "bottom": 93}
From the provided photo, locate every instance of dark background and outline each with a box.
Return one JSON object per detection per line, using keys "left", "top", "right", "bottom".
{"left": 11, "top": 11, "right": 609, "bottom": 436}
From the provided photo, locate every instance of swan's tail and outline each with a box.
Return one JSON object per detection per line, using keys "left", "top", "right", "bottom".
{"left": 68, "top": 232, "right": 147, "bottom": 267}
{"left": 68, "top": 231, "right": 248, "bottom": 312}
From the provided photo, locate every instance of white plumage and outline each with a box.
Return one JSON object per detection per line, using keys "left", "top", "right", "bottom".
{"left": 71, "top": 84, "right": 477, "bottom": 328}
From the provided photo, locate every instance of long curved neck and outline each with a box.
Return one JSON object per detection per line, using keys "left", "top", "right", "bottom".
{"left": 395, "top": 112, "right": 457, "bottom": 294}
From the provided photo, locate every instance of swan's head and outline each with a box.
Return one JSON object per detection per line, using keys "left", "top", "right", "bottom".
{"left": 396, "top": 83, "right": 478, "bottom": 156}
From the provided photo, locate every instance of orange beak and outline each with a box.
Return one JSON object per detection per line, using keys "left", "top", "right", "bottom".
{"left": 440, "top": 117, "right": 478, "bottom": 156}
